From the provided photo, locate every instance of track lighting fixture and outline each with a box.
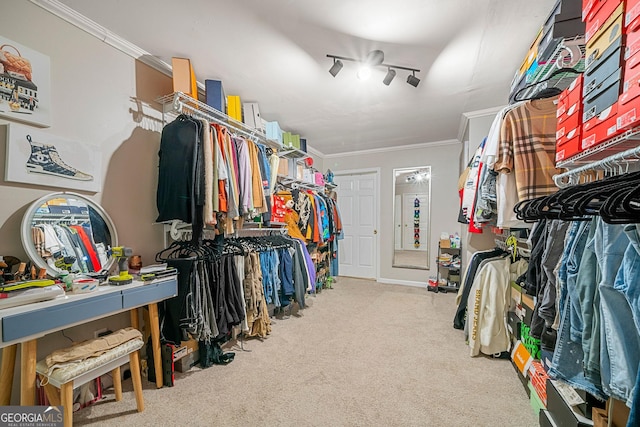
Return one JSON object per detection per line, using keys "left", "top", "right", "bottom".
{"left": 383, "top": 68, "right": 396, "bottom": 86}
{"left": 406, "top": 71, "right": 420, "bottom": 87}
{"left": 329, "top": 58, "right": 344, "bottom": 77}
{"left": 326, "top": 50, "right": 420, "bottom": 87}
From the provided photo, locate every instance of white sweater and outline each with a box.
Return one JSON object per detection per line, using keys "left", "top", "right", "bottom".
{"left": 468, "top": 257, "right": 528, "bottom": 357}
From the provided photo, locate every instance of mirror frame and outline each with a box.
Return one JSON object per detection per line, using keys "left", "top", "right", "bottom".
{"left": 392, "top": 166, "right": 432, "bottom": 270}
{"left": 20, "top": 191, "right": 118, "bottom": 277}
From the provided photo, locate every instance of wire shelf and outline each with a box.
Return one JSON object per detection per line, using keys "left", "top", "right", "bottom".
{"left": 510, "top": 36, "right": 585, "bottom": 101}
{"left": 556, "top": 125, "right": 640, "bottom": 168}
{"left": 156, "top": 92, "right": 312, "bottom": 160}
{"left": 276, "top": 174, "right": 324, "bottom": 192}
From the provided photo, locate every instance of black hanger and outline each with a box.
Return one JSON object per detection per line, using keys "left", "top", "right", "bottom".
{"left": 513, "top": 68, "right": 582, "bottom": 102}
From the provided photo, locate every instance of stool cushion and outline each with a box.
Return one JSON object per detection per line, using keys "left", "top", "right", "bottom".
{"left": 36, "top": 338, "right": 143, "bottom": 384}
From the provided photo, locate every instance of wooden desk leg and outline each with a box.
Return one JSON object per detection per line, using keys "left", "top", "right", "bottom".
{"left": 20, "top": 339, "right": 37, "bottom": 405}
{"left": 61, "top": 382, "right": 73, "bottom": 427}
{"left": 0, "top": 345, "right": 17, "bottom": 405}
{"left": 130, "top": 308, "right": 140, "bottom": 330}
{"left": 112, "top": 366, "right": 122, "bottom": 401}
{"left": 148, "top": 303, "right": 163, "bottom": 388}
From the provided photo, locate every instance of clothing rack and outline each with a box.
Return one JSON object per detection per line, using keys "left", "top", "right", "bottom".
{"left": 554, "top": 140, "right": 640, "bottom": 188}
{"left": 157, "top": 92, "right": 268, "bottom": 145}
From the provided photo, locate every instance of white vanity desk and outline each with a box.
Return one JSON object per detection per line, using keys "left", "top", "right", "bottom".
{"left": 0, "top": 277, "right": 177, "bottom": 405}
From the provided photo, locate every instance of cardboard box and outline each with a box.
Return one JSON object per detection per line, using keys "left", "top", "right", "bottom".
{"left": 539, "top": 409, "right": 558, "bottom": 427}
{"left": 283, "top": 131, "right": 293, "bottom": 148}
{"left": 586, "top": 4, "right": 624, "bottom": 67}
{"left": 511, "top": 340, "right": 533, "bottom": 377}
{"left": 439, "top": 239, "right": 451, "bottom": 249}
{"left": 556, "top": 128, "right": 582, "bottom": 164}
{"left": 508, "top": 311, "right": 522, "bottom": 341}
{"left": 174, "top": 349, "right": 199, "bottom": 373}
{"left": 546, "top": 379, "right": 592, "bottom": 427}
{"left": 584, "top": 40, "right": 623, "bottom": 96}
{"left": 172, "top": 338, "right": 199, "bottom": 362}
{"left": 277, "top": 159, "right": 289, "bottom": 176}
{"left": 291, "top": 134, "right": 301, "bottom": 150}
{"left": 582, "top": 102, "right": 623, "bottom": 151}
{"left": 171, "top": 57, "right": 198, "bottom": 99}
{"left": 266, "top": 121, "right": 283, "bottom": 144}
{"left": 592, "top": 407, "right": 607, "bottom": 427}
{"left": 243, "top": 102, "right": 262, "bottom": 129}
{"left": 582, "top": 68, "right": 622, "bottom": 123}
{"left": 607, "top": 397, "right": 631, "bottom": 427}
{"left": 584, "top": 1, "right": 624, "bottom": 44}
{"left": 530, "top": 381, "right": 547, "bottom": 415}
{"left": 626, "top": 0, "right": 640, "bottom": 29}
{"left": 529, "top": 360, "right": 550, "bottom": 406}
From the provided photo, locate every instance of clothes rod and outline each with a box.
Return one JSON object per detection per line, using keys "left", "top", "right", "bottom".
{"left": 174, "top": 98, "right": 261, "bottom": 142}
{"left": 553, "top": 144, "right": 640, "bottom": 188}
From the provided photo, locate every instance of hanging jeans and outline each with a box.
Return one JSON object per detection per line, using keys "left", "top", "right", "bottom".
{"left": 600, "top": 222, "right": 640, "bottom": 405}
{"left": 573, "top": 220, "right": 601, "bottom": 388}
{"left": 550, "top": 220, "right": 606, "bottom": 400}
{"left": 278, "top": 247, "right": 295, "bottom": 307}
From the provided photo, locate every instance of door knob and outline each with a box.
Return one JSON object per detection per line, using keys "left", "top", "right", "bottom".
{"left": 374, "top": 230, "right": 378, "bottom": 234}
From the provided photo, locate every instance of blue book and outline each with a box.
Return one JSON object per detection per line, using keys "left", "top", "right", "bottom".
{"left": 205, "top": 79, "right": 225, "bottom": 113}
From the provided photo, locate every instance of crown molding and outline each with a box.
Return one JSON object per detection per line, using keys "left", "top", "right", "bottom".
{"left": 306, "top": 146, "right": 325, "bottom": 158}
{"left": 29, "top": 0, "right": 205, "bottom": 90}
{"left": 323, "top": 139, "right": 459, "bottom": 159}
{"left": 456, "top": 105, "right": 505, "bottom": 142}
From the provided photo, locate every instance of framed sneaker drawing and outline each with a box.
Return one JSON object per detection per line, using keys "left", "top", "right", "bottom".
{"left": 4, "top": 123, "right": 101, "bottom": 192}
{"left": 0, "top": 35, "right": 52, "bottom": 127}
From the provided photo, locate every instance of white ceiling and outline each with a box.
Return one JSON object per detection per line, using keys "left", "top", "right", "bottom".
{"left": 58, "top": 0, "right": 557, "bottom": 155}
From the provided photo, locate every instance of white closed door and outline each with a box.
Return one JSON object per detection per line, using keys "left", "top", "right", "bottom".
{"left": 335, "top": 171, "right": 378, "bottom": 279}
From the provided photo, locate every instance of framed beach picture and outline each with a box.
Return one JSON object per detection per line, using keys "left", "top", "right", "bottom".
{"left": 0, "top": 35, "right": 52, "bottom": 127}
{"left": 4, "top": 123, "right": 102, "bottom": 192}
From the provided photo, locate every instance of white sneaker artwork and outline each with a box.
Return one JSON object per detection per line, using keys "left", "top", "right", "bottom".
{"left": 24, "top": 134, "right": 93, "bottom": 181}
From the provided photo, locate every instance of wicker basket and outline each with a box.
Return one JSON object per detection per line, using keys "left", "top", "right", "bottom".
{"left": 0, "top": 44, "right": 32, "bottom": 81}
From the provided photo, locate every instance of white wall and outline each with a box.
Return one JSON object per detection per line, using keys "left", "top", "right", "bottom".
{"left": 325, "top": 142, "right": 463, "bottom": 285}
{"left": 0, "top": 2, "right": 173, "bottom": 402}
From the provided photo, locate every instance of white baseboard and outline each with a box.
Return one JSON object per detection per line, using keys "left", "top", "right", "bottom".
{"left": 377, "top": 278, "right": 427, "bottom": 288}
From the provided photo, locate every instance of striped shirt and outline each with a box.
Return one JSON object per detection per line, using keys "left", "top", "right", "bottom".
{"left": 495, "top": 97, "right": 560, "bottom": 201}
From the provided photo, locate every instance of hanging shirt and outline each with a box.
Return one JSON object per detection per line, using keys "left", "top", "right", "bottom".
{"left": 201, "top": 119, "right": 215, "bottom": 226}
{"left": 233, "top": 137, "right": 253, "bottom": 216}
{"left": 495, "top": 97, "right": 560, "bottom": 201}
{"left": 156, "top": 115, "right": 202, "bottom": 223}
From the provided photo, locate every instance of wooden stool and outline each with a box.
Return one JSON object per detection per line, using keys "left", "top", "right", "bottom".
{"left": 36, "top": 338, "right": 144, "bottom": 427}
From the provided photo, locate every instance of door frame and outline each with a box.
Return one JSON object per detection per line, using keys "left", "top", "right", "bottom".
{"left": 334, "top": 167, "right": 381, "bottom": 280}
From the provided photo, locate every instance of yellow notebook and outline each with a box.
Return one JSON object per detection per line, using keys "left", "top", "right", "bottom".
{"left": 227, "top": 95, "right": 242, "bottom": 121}
{"left": 171, "top": 57, "right": 198, "bottom": 99}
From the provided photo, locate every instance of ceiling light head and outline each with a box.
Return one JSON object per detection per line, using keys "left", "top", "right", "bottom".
{"left": 329, "top": 58, "right": 343, "bottom": 77}
{"left": 383, "top": 68, "right": 396, "bottom": 86}
{"left": 407, "top": 72, "right": 420, "bottom": 87}
{"left": 365, "top": 49, "right": 385, "bottom": 66}
{"left": 357, "top": 65, "right": 372, "bottom": 81}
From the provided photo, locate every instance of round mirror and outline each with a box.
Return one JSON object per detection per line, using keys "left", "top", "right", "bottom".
{"left": 20, "top": 192, "right": 118, "bottom": 277}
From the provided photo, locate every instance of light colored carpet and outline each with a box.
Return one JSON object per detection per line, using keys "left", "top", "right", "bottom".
{"left": 74, "top": 277, "right": 538, "bottom": 427}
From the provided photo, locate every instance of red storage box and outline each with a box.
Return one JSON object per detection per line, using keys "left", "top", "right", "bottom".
{"left": 582, "top": 102, "right": 624, "bottom": 150}
{"left": 626, "top": 0, "right": 640, "bottom": 28}
{"left": 556, "top": 127, "right": 583, "bottom": 163}
{"left": 529, "top": 361, "right": 550, "bottom": 406}
{"left": 584, "top": 0, "right": 625, "bottom": 43}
